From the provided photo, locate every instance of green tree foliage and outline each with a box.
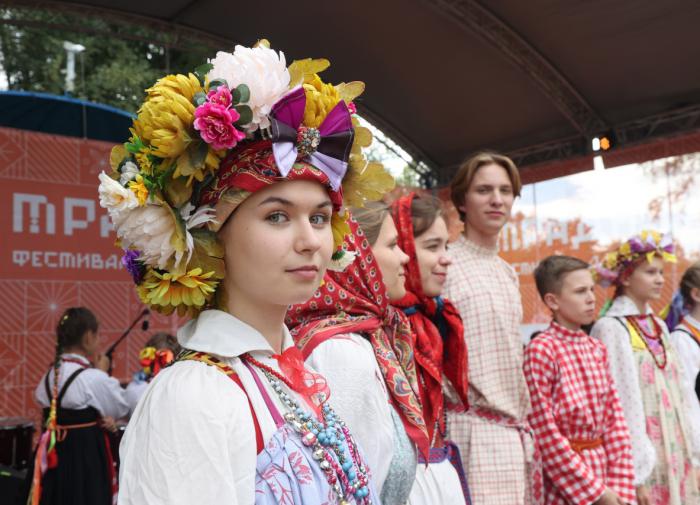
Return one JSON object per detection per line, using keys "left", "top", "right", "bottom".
{"left": 0, "top": 7, "right": 214, "bottom": 113}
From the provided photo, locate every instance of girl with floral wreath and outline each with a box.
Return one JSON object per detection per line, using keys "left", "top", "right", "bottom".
{"left": 591, "top": 231, "right": 700, "bottom": 505}
{"left": 99, "top": 40, "right": 394, "bottom": 505}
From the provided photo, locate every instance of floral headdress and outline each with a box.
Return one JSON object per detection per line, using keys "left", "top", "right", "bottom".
{"left": 593, "top": 230, "right": 676, "bottom": 288}
{"left": 99, "top": 40, "right": 394, "bottom": 317}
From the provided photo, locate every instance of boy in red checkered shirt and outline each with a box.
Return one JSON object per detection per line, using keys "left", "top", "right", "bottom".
{"left": 524, "top": 255, "right": 635, "bottom": 505}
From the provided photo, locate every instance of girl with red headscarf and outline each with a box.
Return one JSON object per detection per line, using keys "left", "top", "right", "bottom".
{"left": 288, "top": 201, "right": 465, "bottom": 504}
{"left": 391, "top": 192, "right": 471, "bottom": 503}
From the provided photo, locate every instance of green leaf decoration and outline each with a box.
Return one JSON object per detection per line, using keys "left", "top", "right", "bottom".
{"left": 189, "top": 229, "right": 226, "bottom": 278}
{"left": 194, "top": 63, "right": 214, "bottom": 81}
{"left": 208, "top": 78, "right": 227, "bottom": 92}
{"left": 234, "top": 105, "right": 253, "bottom": 126}
{"left": 190, "top": 172, "right": 216, "bottom": 207}
{"left": 125, "top": 136, "right": 145, "bottom": 154}
{"left": 235, "top": 83, "right": 250, "bottom": 104}
{"left": 155, "top": 163, "right": 176, "bottom": 189}
{"left": 189, "top": 140, "right": 209, "bottom": 169}
{"left": 193, "top": 91, "right": 207, "bottom": 107}
{"left": 164, "top": 176, "right": 193, "bottom": 207}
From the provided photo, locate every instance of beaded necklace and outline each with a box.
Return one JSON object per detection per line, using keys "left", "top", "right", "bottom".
{"left": 625, "top": 315, "right": 667, "bottom": 369}
{"left": 241, "top": 353, "right": 373, "bottom": 505}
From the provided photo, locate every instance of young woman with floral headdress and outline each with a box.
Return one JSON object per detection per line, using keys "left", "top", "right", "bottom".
{"left": 287, "top": 201, "right": 448, "bottom": 505}
{"left": 591, "top": 231, "right": 700, "bottom": 505}
{"left": 389, "top": 192, "right": 471, "bottom": 504}
{"left": 98, "top": 41, "right": 394, "bottom": 505}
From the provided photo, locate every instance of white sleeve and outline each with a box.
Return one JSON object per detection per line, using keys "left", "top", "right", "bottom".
{"left": 668, "top": 329, "right": 700, "bottom": 466}
{"left": 83, "top": 369, "right": 130, "bottom": 419}
{"left": 592, "top": 317, "right": 657, "bottom": 485}
{"left": 118, "top": 361, "right": 257, "bottom": 505}
{"left": 306, "top": 334, "right": 395, "bottom": 493}
{"left": 124, "top": 381, "right": 149, "bottom": 418}
{"left": 669, "top": 329, "right": 700, "bottom": 401}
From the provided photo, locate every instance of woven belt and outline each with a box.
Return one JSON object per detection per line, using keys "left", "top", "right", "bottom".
{"left": 55, "top": 421, "right": 98, "bottom": 442}
{"left": 568, "top": 438, "right": 603, "bottom": 454}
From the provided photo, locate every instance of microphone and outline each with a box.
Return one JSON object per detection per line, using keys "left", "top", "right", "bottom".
{"left": 141, "top": 309, "right": 150, "bottom": 331}
{"left": 105, "top": 308, "right": 150, "bottom": 375}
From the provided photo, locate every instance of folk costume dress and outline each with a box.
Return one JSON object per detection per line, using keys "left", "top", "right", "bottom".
{"left": 591, "top": 296, "right": 700, "bottom": 504}
{"left": 287, "top": 219, "right": 432, "bottom": 505}
{"left": 524, "top": 322, "right": 635, "bottom": 505}
{"left": 119, "top": 311, "right": 379, "bottom": 505}
{"left": 32, "top": 353, "right": 129, "bottom": 505}
{"left": 669, "top": 314, "right": 700, "bottom": 404}
{"left": 390, "top": 193, "right": 471, "bottom": 504}
{"left": 443, "top": 235, "right": 542, "bottom": 505}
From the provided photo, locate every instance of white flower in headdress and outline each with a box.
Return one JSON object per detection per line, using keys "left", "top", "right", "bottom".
{"left": 179, "top": 203, "right": 218, "bottom": 260}
{"left": 208, "top": 45, "right": 290, "bottom": 132}
{"left": 327, "top": 250, "right": 358, "bottom": 272}
{"left": 119, "top": 161, "right": 140, "bottom": 185}
{"left": 98, "top": 171, "right": 139, "bottom": 214}
{"left": 113, "top": 204, "right": 184, "bottom": 270}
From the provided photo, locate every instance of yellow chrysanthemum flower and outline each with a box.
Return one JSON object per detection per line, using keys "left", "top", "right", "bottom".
{"left": 132, "top": 73, "right": 201, "bottom": 160}
{"left": 173, "top": 147, "right": 225, "bottom": 185}
{"left": 128, "top": 175, "right": 149, "bottom": 206}
{"left": 134, "top": 148, "right": 154, "bottom": 175}
{"left": 619, "top": 241, "right": 631, "bottom": 257}
{"left": 140, "top": 267, "right": 218, "bottom": 317}
{"left": 303, "top": 74, "right": 340, "bottom": 128}
{"left": 331, "top": 211, "right": 351, "bottom": 251}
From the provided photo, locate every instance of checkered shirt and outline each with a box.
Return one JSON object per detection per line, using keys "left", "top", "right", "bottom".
{"left": 444, "top": 236, "right": 536, "bottom": 504}
{"left": 524, "top": 322, "right": 635, "bottom": 505}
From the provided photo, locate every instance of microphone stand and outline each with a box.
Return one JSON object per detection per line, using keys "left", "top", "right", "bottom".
{"left": 105, "top": 308, "right": 150, "bottom": 375}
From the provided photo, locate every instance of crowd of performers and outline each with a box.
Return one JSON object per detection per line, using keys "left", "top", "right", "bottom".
{"left": 24, "top": 41, "right": 700, "bottom": 505}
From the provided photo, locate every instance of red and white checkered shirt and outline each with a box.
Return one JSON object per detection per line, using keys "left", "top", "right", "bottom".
{"left": 524, "top": 322, "right": 635, "bottom": 505}
{"left": 445, "top": 236, "right": 538, "bottom": 504}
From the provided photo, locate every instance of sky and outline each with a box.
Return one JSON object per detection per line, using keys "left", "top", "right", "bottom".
{"left": 513, "top": 156, "right": 700, "bottom": 255}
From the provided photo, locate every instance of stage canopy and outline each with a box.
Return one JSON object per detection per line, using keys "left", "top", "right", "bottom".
{"left": 4, "top": 0, "right": 700, "bottom": 184}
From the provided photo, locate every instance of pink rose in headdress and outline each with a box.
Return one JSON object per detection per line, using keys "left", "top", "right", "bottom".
{"left": 194, "top": 102, "right": 245, "bottom": 150}
{"left": 207, "top": 86, "right": 232, "bottom": 107}
{"left": 640, "top": 361, "right": 655, "bottom": 385}
{"left": 646, "top": 415, "right": 662, "bottom": 443}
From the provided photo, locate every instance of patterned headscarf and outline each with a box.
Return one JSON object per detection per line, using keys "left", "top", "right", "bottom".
{"left": 391, "top": 193, "right": 469, "bottom": 444}
{"left": 286, "top": 217, "right": 431, "bottom": 458}
{"left": 200, "top": 139, "right": 343, "bottom": 230}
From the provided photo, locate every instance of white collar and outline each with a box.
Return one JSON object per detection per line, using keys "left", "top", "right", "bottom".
{"left": 456, "top": 234, "right": 499, "bottom": 257}
{"left": 62, "top": 353, "right": 91, "bottom": 365}
{"left": 177, "top": 309, "right": 294, "bottom": 358}
{"left": 605, "top": 295, "right": 652, "bottom": 317}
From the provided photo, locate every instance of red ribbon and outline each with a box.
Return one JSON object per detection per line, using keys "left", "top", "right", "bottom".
{"left": 273, "top": 346, "right": 330, "bottom": 416}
